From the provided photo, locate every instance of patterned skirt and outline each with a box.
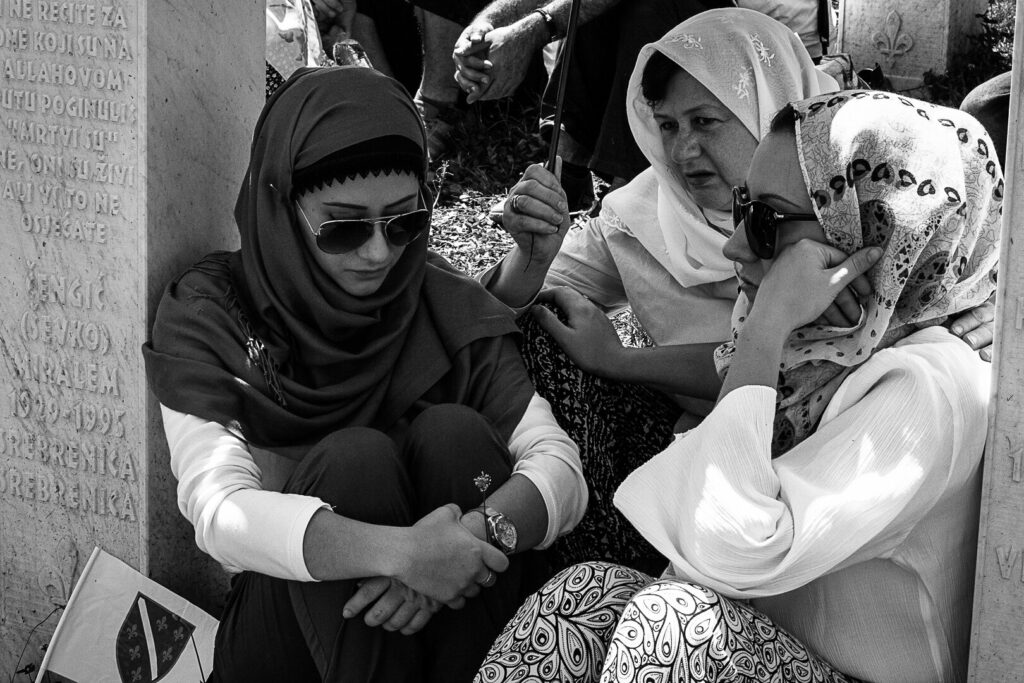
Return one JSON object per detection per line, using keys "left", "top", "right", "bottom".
{"left": 476, "top": 562, "right": 863, "bottom": 683}
{"left": 517, "top": 313, "right": 680, "bottom": 577}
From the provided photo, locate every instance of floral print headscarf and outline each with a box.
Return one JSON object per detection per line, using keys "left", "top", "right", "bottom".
{"left": 717, "top": 91, "right": 1002, "bottom": 454}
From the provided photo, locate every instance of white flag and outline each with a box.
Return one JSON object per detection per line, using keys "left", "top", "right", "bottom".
{"left": 36, "top": 547, "right": 218, "bottom": 683}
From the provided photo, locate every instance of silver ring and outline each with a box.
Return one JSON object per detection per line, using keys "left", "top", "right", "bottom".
{"left": 509, "top": 194, "right": 523, "bottom": 214}
{"left": 481, "top": 570, "right": 497, "bottom": 587}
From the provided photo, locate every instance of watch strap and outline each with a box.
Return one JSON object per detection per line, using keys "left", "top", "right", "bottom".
{"left": 532, "top": 7, "right": 559, "bottom": 42}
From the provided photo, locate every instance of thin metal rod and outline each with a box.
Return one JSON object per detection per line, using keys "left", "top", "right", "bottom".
{"left": 545, "top": 0, "right": 584, "bottom": 172}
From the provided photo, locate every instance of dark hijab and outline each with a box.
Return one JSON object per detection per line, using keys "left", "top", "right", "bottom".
{"left": 144, "top": 67, "right": 531, "bottom": 455}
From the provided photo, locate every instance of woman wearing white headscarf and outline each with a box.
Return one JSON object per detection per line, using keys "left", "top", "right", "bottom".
{"left": 480, "top": 8, "right": 843, "bottom": 574}
{"left": 477, "top": 88, "right": 1000, "bottom": 683}
{"left": 481, "top": 6, "right": 994, "bottom": 578}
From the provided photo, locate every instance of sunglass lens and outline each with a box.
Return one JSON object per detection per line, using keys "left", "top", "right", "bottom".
{"left": 384, "top": 210, "right": 429, "bottom": 246}
{"left": 744, "top": 203, "right": 776, "bottom": 259}
{"left": 316, "top": 220, "right": 374, "bottom": 254}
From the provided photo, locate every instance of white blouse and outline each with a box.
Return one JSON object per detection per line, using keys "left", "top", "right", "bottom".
{"left": 615, "top": 328, "right": 989, "bottom": 683}
{"left": 162, "top": 392, "right": 586, "bottom": 582}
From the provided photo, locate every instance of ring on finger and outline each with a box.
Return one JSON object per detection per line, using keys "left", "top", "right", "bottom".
{"left": 481, "top": 570, "right": 497, "bottom": 588}
{"left": 509, "top": 194, "right": 524, "bottom": 214}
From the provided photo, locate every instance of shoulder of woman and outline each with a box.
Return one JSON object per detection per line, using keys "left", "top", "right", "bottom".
{"left": 833, "top": 327, "right": 988, "bottom": 416}
{"left": 169, "top": 251, "right": 236, "bottom": 299}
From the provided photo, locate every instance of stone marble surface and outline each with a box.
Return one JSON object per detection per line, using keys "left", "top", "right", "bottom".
{"left": 0, "top": 0, "right": 262, "bottom": 674}
{"left": 836, "top": 0, "right": 988, "bottom": 90}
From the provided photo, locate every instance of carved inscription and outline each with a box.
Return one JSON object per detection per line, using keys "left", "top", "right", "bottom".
{"left": 1, "top": 0, "right": 140, "bottom": 662}
{"left": 1009, "top": 445, "right": 1023, "bottom": 484}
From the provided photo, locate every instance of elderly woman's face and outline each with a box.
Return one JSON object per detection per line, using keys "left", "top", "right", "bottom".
{"left": 295, "top": 171, "right": 420, "bottom": 297}
{"left": 653, "top": 68, "right": 758, "bottom": 212}
{"left": 723, "top": 126, "right": 825, "bottom": 301}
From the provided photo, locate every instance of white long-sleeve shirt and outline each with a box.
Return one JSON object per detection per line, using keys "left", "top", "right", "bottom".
{"left": 162, "top": 393, "right": 585, "bottom": 582}
{"left": 615, "top": 328, "right": 989, "bottom": 683}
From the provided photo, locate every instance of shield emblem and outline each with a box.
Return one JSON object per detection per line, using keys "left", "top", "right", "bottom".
{"left": 115, "top": 593, "right": 197, "bottom": 683}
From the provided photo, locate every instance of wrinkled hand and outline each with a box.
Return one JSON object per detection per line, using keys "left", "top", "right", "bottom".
{"left": 950, "top": 295, "right": 995, "bottom": 361}
{"left": 343, "top": 576, "right": 439, "bottom": 635}
{"left": 532, "top": 287, "right": 624, "bottom": 377}
{"left": 453, "top": 19, "right": 494, "bottom": 100}
{"left": 457, "top": 22, "right": 541, "bottom": 103}
{"left": 395, "top": 504, "right": 508, "bottom": 609}
{"left": 752, "top": 240, "right": 882, "bottom": 335}
{"left": 312, "top": 0, "right": 357, "bottom": 34}
{"left": 504, "top": 162, "right": 570, "bottom": 265}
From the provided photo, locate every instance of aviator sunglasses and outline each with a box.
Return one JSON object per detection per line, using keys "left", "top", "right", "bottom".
{"left": 732, "top": 186, "right": 817, "bottom": 259}
{"left": 295, "top": 193, "right": 431, "bottom": 254}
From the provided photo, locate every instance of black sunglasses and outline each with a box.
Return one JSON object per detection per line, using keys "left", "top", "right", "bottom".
{"left": 296, "top": 197, "right": 430, "bottom": 254}
{"left": 732, "top": 186, "right": 818, "bottom": 259}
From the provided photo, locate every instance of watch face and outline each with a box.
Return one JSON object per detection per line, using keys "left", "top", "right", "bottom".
{"left": 490, "top": 515, "right": 517, "bottom": 554}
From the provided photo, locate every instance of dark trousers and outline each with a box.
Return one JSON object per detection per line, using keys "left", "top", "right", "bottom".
{"left": 211, "top": 404, "right": 549, "bottom": 683}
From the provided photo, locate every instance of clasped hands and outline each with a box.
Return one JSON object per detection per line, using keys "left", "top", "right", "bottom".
{"left": 453, "top": 17, "right": 542, "bottom": 103}
{"left": 342, "top": 503, "right": 507, "bottom": 635}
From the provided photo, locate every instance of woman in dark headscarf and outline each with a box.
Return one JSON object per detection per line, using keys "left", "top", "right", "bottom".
{"left": 143, "top": 66, "right": 585, "bottom": 682}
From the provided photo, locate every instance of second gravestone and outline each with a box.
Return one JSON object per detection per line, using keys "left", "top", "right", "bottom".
{"left": 0, "top": 0, "right": 262, "bottom": 674}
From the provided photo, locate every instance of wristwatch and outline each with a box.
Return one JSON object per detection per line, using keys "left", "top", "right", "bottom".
{"left": 472, "top": 506, "right": 518, "bottom": 555}
{"left": 531, "top": 6, "right": 559, "bottom": 43}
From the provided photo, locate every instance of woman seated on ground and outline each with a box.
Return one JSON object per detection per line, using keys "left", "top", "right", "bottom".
{"left": 476, "top": 90, "right": 1001, "bottom": 682}
{"left": 481, "top": 7, "right": 995, "bottom": 574}
{"left": 143, "top": 66, "right": 586, "bottom": 683}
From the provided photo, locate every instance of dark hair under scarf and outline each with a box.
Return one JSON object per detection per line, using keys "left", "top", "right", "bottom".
{"left": 144, "top": 67, "right": 532, "bottom": 454}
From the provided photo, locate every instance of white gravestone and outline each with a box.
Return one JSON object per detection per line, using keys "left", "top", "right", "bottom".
{"left": 0, "top": 0, "right": 261, "bottom": 674}
{"left": 835, "top": 0, "right": 989, "bottom": 90}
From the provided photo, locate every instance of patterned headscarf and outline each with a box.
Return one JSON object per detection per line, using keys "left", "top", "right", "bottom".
{"left": 716, "top": 91, "right": 1002, "bottom": 454}
{"left": 606, "top": 7, "right": 839, "bottom": 288}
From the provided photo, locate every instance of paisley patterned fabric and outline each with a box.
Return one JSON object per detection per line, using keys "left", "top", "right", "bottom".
{"left": 475, "top": 562, "right": 861, "bottom": 683}
{"left": 601, "top": 581, "right": 861, "bottom": 683}
{"left": 715, "top": 91, "right": 1002, "bottom": 454}
{"left": 475, "top": 562, "right": 653, "bottom": 683}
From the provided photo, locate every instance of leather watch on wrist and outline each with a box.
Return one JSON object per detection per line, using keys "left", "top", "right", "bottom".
{"left": 473, "top": 506, "right": 518, "bottom": 555}
{"left": 531, "top": 6, "right": 559, "bottom": 43}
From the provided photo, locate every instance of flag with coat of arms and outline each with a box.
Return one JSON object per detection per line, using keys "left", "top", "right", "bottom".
{"left": 36, "top": 547, "right": 218, "bottom": 683}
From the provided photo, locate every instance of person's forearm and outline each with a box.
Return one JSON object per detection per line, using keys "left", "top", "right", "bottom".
{"left": 605, "top": 343, "right": 724, "bottom": 400}
{"left": 543, "top": 0, "right": 622, "bottom": 28}
{"left": 461, "top": 473, "right": 547, "bottom": 552}
{"left": 476, "top": 0, "right": 621, "bottom": 28}
{"left": 717, "top": 311, "right": 788, "bottom": 402}
{"left": 303, "top": 509, "right": 411, "bottom": 581}
{"left": 476, "top": 0, "right": 539, "bottom": 25}
{"left": 484, "top": 246, "right": 551, "bottom": 309}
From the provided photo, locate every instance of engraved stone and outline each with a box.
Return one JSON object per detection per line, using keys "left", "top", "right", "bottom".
{"left": 835, "top": 0, "right": 989, "bottom": 90}
{"left": 0, "top": 0, "right": 262, "bottom": 673}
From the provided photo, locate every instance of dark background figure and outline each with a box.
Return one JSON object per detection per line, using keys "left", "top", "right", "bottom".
{"left": 960, "top": 70, "right": 1011, "bottom": 168}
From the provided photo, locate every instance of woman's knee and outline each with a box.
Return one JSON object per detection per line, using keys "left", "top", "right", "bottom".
{"left": 286, "top": 427, "right": 411, "bottom": 523}
{"left": 538, "top": 562, "right": 651, "bottom": 615}
{"left": 405, "top": 405, "right": 511, "bottom": 507}
{"left": 406, "top": 404, "right": 507, "bottom": 465}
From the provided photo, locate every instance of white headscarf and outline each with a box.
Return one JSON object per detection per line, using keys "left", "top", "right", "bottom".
{"left": 604, "top": 8, "right": 838, "bottom": 288}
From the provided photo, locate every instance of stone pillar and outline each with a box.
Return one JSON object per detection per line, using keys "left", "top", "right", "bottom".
{"left": 0, "top": 0, "right": 262, "bottom": 674}
{"left": 835, "top": 0, "right": 989, "bottom": 90}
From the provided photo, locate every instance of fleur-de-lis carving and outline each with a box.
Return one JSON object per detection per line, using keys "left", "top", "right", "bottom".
{"left": 872, "top": 10, "right": 914, "bottom": 68}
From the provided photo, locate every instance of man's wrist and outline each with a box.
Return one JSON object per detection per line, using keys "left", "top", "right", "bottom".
{"left": 515, "top": 11, "right": 554, "bottom": 50}
{"left": 531, "top": 6, "right": 559, "bottom": 41}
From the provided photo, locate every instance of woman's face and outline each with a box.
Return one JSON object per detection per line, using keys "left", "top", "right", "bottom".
{"left": 653, "top": 68, "right": 758, "bottom": 212}
{"left": 295, "top": 171, "right": 420, "bottom": 297}
{"left": 723, "top": 126, "right": 826, "bottom": 302}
